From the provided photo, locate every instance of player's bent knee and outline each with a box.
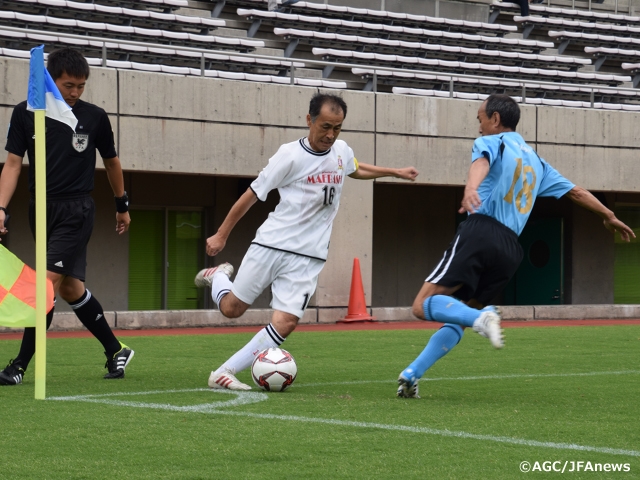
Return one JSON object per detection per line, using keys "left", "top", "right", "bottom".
{"left": 218, "top": 294, "right": 249, "bottom": 319}
{"left": 58, "top": 278, "right": 85, "bottom": 304}
{"left": 412, "top": 298, "right": 427, "bottom": 320}
{"left": 272, "top": 312, "right": 299, "bottom": 337}
{"left": 219, "top": 304, "right": 246, "bottom": 319}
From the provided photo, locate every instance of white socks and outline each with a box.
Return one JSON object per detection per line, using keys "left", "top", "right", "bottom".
{"left": 210, "top": 272, "right": 286, "bottom": 374}
{"left": 210, "top": 271, "right": 233, "bottom": 307}
{"left": 218, "top": 323, "right": 285, "bottom": 374}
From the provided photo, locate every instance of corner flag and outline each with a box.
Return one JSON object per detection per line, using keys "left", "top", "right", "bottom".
{"left": 27, "top": 45, "right": 77, "bottom": 131}
{"left": 27, "top": 45, "right": 77, "bottom": 399}
{"left": 0, "top": 245, "right": 54, "bottom": 328}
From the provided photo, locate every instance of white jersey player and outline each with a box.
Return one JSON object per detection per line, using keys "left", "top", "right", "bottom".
{"left": 195, "top": 93, "right": 418, "bottom": 391}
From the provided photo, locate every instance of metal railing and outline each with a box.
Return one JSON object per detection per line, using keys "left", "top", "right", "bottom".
{"left": 316, "top": 0, "right": 631, "bottom": 14}
{"left": 0, "top": 25, "right": 637, "bottom": 108}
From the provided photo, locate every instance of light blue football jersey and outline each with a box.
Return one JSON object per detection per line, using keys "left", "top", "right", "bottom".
{"left": 471, "top": 132, "right": 575, "bottom": 236}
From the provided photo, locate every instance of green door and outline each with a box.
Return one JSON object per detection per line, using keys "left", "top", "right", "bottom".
{"left": 614, "top": 206, "right": 640, "bottom": 303}
{"left": 504, "top": 218, "right": 564, "bottom": 305}
{"left": 128, "top": 209, "right": 204, "bottom": 310}
{"left": 128, "top": 210, "right": 164, "bottom": 310}
{"left": 167, "top": 211, "right": 204, "bottom": 310}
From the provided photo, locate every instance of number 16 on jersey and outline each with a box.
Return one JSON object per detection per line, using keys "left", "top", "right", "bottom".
{"left": 322, "top": 186, "right": 335, "bottom": 206}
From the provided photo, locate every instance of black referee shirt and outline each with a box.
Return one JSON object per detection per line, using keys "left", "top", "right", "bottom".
{"left": 5, "top": 99, "right": 117, "bottom": 198}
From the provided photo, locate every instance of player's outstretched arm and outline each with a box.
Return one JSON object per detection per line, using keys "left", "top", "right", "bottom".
{"left": 459, "top": 157, "right": 490, "bottom": 214}
{"left": 206, "top": 188, "right": 258, "bottom": 257}
{"left": 565, "top": 186, "right": 636, "bottom": 242}
{"left": 103, "top": 156, "right": 131, "bottom": 235}
{"left": 0, "top": 153, "right": 23, "bottom": 241}
{"left": 349, "top": 163, "right": 418, "bottom": 181}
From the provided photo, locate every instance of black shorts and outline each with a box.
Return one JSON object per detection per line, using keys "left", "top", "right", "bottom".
{"left": 425, "top": 214, "right": 523, "bottom": 305}
{"left": 29, "top": 195, "right": 95, "bottom": 282}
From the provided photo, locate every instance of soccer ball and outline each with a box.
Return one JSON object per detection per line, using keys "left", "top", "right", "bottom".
{"left": 251, "top": 347, "right": 297, "bottom": 392}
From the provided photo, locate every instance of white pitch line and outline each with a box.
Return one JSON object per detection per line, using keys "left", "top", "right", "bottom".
{"left": 295, "top": 369, "right": 640, "bottom": 388}
{"left": 211, "top": 409, "right": 640, "bottom": 458}
{"left": 49, "top": 388, "right": 640, "bottom": 458}
{"left": 49, "top": 388, "right": 269, "bottom": 410}
{"left": 49, "top": 388, "right": 211, "bottom": 401}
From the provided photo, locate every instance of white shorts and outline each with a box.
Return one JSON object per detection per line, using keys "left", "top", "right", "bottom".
{"left": 231, "top": 244, "right": 325, "bottom": 318}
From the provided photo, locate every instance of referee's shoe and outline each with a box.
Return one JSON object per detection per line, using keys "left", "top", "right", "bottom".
{"left": 104, "top": 343, "right": 135, "bottom": 379}
{"left": 0, "top": 359, "right": 25, "bottom": 385}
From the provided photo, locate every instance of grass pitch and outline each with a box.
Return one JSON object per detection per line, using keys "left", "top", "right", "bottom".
{"left": 0, "top": 325, "right": 638, "bottom": 479}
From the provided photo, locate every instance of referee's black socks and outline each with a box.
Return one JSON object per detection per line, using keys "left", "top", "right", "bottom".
{"left": 69, "top": 289, "right": 121, "bottom": 358}
{"left": 14, "top": 301, "right": 56, "bottom": 370}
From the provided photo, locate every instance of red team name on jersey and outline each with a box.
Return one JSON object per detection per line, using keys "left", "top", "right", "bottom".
{"left": 306, "top": 173, "right": 342, "bottom": 184}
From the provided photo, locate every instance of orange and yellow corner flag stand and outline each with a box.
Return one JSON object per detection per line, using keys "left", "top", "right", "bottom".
{"left": 0, "top": 245, "right": 54, "bottom": 328}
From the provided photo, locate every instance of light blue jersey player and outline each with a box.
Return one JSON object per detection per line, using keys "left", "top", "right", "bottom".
{"left": 472, "top": 131, "right": 574, "bottom": 236}
{"left": 397, "top": 94, "right": 635, "bottom": 399}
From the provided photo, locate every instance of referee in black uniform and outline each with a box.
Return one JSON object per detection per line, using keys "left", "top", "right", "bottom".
{"left": 0, "top": 48, "right": 134, "bottom": 385}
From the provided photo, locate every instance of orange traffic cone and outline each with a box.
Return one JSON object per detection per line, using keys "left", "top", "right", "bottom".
{"left": 337, "top": 258, "right": 376, "bottom": 323}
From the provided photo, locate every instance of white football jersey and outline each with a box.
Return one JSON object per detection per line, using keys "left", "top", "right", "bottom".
{"left": 250, "top": 137, "right": 358, "bottom": 261}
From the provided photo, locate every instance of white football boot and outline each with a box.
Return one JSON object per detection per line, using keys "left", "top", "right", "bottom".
{"left": 194, "top": 263, "right": 234, "bottom": 288}
{"left": 472, "top": 307, "right": 504, "bottom": 349}
{"left": 208, "top": 367, "right": 251, "bottom": 391}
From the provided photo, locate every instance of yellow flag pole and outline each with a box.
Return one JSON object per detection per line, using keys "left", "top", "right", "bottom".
{"left": 34, "top": 109, "right": 47, "bottom": 400}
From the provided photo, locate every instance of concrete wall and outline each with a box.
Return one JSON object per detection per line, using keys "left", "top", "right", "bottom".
{"left": 571, "top": 201, "right": 616, "bottom": 304}
{"left": 327, "top": 0, "right": 490, "bottom": 21}
{"left": 372, "top": 185, "right": 459, "bottom": 307}
{"left": 1, "top": 56, "right": 639, "bottom": 319}
{"left": 2, "top": 169, "right": 130, "bottom": 312}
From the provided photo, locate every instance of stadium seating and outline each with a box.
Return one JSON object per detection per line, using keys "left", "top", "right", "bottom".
{"left": 2, "top": 0, "right": 189, "bottom": 12}
{"left": 353, "top": 67, "right": 638, "bottom": 103}
{"left": 314, "top": 48, "right": 619, "bottom": 85}
{"left": 0, "top": 27, "right": 303, "bottom": 74}
{"left": 237, "top": 9, "right": 552, "bottom": 54}
{"left": 0, "top": 45, "right": 343, "bottom": 87}
{"left": 622, "top": 63, "right": 640, "bottom": 87}
{"left": 0, "top": 0, "right": 638, "bottom": 109}
{"left": 271, "top": 25, "right": 554, "bottom": 55}
{"left": 549, "top": 30, "right": 640, "bottom": 55}
{"left": 585, "top": 46, "right": 640, "bottom": 71}
{"left": 5, "top": 0, "right": 225, "bottom": 33}
{"left": 489, "top": 1, "right": 637, "bottom": 25}
{"left": 0, "top": 11, "right": 263, "bottom": 51}
{"left": 392, "top": 86, "right": 640, "bottom": 110}
{"left": 274, "top": 29, "right": 589, "bottom": 71}
{"left": 262, "top": 1, "right": 519, "bottom": 36}
{"left": 514, "top": 15, "right": 640, "bottom": 40}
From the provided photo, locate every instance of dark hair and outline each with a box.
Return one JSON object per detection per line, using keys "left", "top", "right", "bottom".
{"left": 47, "top": 48, "right": 90, "bottom": 81}
{"left": 309, "top": 93, "right": 347, "bottom": 122}
{"left": 484, "top": 94, "right": 520, "bottom": 130}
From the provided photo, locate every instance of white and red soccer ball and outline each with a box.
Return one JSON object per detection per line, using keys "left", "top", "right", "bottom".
{"left": 251, "top": 347, "right": 297, "bottom": 392}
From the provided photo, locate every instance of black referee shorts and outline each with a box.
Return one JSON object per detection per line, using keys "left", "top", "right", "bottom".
{"left": 425, "top": 214, "right": 523, "bottom": 305}
{"left": 29, "top": 195, "right": 95, "bottom": 282}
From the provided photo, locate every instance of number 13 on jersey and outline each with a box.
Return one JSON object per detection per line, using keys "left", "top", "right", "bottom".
{"left": 504, "top": 157, "right": 537, "bottom": 214}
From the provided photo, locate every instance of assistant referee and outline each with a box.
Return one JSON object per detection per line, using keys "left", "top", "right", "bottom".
{"left": 0, "top": 48, "right": 134, "bottom": 384}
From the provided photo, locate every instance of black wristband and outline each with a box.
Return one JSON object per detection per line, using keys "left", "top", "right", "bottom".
{"left": 0, "top": 207, "right": 7, "bottom": 216}
{"left": 115, "top": 192, "right": 129, "bottom": 213}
